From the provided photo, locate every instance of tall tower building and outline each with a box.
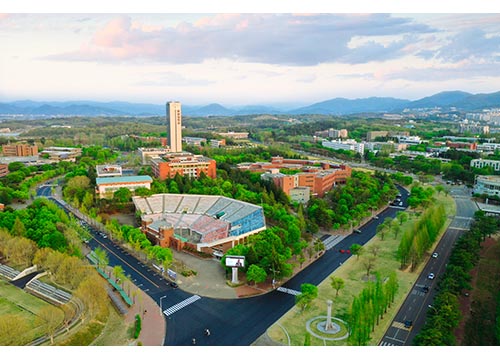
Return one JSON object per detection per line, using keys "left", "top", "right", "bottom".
{"left": 167, "top": 101, "right": 182, "bottom": 153}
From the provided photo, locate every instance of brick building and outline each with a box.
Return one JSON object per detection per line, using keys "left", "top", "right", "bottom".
{"left": 2, "top": 143, "right": 38, "bottom": 157}
{"left": 150, "top": 152, "right": 216, "bottom": 180}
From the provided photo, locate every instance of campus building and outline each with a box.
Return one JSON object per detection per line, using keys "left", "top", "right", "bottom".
{"left": 471, "top": 159, "right": 500, "bottom": 172}
{"left": 0, "top": 164, "right": 8, "bottom": 178}
{"left": 218, "top": 132, "right": 249, "bottom": 140}
{"left": 473, "top": 175, "right": 500, "bottom": 197}
{"left": 133, "top": 194, "right": 266, "bottom": 257}
{"left": 95, "top": 175, "right": 153, "bottom": 199}
{"left": 138, "top": 148, "right": 171, "bottom": 165}
{"left": 255, "top": 157, "right": 352, "bottom": 197}
{"left": 321, "top": 139, "right": 365, "bottom": 155}
{"left": 39, "top": 147, "right": 82, "bottom": 162}
{"left": 96, "top": 165, "right": 122, "bottom": 177}
{"left": 1, "top": 143, "right": 38, "bottom": 157}
{"left": 150, "top": 152, "right": 217, "bottom": 180}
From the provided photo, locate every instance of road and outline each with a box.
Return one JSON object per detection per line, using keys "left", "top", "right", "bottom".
{"left": 379, "top": 185, "right": 477, "bottom": 346}
{"left": 37, "top": 183, "right": 410, "bottom": 346}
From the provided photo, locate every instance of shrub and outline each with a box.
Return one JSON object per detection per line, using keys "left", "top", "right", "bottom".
{"left": 134, "top": 314, "right": 141, "bottom": 339}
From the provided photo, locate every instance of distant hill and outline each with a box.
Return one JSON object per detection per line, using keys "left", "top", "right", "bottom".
{"left": 401, "top": 91, "right": 472, "bottom": 110}
{"left": 291, "top": 97, "right": 411, "bottom": 115}
{"left": 2, "top": 90, "right": 500, "bottom": 118}
{"left": 453, "top": 91, "right": 500, "bottom": 110}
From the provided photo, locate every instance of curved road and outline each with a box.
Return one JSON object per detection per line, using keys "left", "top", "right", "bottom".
{"left": 38, "top": 183, "right": 410, "bottom": 346}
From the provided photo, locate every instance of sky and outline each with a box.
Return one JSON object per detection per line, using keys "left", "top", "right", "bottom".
{"left": 2, "top": 1, "right": 500, "bottom": 107}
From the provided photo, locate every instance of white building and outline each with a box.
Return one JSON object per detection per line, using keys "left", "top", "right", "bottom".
{"left": 183, "top": 137, "right": 206, "bottom": 147}
{"left": 96, "top": 165, "right": 122, "bottom": 177}
{"left": 473, "top": 175, "right": 500, "bottom": 197}
{"left": 138, "top": 147, "right": 170, "bottom": 165}
{"left": 395, "top": 135, "right": 422, "bottom": 145}
{"left": 167, "top": 101, "right": 182, "bottom": 153}
{"left": 321, "top": 139, "right": 365, "bottom": 155}
{"left": 477, "top": 143, "right": 500, "bottom": 152}
{"left": 289, "top": 186, "right": 310, "bottom": 204}
{"left": 96, "top": 175, "right": 153, "bottom": 199}
{"left": 470, "top": 159, "right": 500, "bottom": 172}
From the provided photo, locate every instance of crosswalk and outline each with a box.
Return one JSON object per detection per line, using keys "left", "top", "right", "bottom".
{"left": 389, "top": 205, "right": 406, "bottom": 210}
{"left": 322, "top": 235, "right": 346, "bottom": 251}
{"left": 391, "top": 321, "right": 409, "bottom": 330}
{"left": 163, "top": 295, "right": 201, "bottom": 316}
{"left": 277, "top": 287, "right": 302, "bottom": 296}
{"left": 379, "top": 341, "right": 395, "bottom": 346}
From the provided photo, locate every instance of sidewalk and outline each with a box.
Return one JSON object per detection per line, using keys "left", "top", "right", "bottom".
{"left": 124, "top": 282, "right": 166, "bottom": 346}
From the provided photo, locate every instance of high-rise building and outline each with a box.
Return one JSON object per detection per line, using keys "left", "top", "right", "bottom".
{"left": 167, "top": 101, "right": 182, "bottom": 153}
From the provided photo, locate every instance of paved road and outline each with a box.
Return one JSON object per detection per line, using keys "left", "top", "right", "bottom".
{"left": 38, "top": 184, "right": 411, "bottom": 346}
{"left": 379, "top": 185, "right": 477, "bottom": 346}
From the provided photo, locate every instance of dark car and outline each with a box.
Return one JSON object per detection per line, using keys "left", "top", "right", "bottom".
{"left": 169, "top": 282, "right": 179, "bottom": 288}
{"left": 404, "top": 320, "right": 413, "bottom": 328}
{"left": 422, "top": 286, "right": 430, "bottom": 293}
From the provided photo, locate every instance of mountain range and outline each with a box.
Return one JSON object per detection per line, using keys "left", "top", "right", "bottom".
{"left": 1, "top": 90, "right": 500, "bottom": 118}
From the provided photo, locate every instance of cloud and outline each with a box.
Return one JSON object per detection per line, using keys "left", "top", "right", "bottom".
{"left": 47, "top": 13, "right": 436, "bottom": 66}
{"left": 434, "top": 28, "right": 500, "bottom": 62}
{"left": 135, "top": 72, "right": 215, "bottom": 87}
{"left": 385, "top": 61, "right": 500, "bottom": 82}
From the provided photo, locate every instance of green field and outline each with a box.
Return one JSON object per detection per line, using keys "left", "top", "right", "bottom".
{"left": 0, "top": 279, "right": 65, "bottom": 345}
{"left": 267, "top": 191, "right": 456, "bottom": 346}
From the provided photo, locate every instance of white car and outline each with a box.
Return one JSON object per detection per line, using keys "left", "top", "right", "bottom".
{"left": 432, "top": 252, "right": 438, "bottom": 258}
{"left": 428, "top": 273, "right": 435, "bottom": 280}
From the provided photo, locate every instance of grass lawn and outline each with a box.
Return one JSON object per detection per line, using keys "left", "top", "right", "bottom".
{"left": 267, "top": 190, "right": 456, "bottom": 346}
{"left": 0, "top": 279, "right": 65, "bottom": 345}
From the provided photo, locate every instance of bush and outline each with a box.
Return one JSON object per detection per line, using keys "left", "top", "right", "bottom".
{"left": 134, "top": 314, "right": 142, "bottom": 339}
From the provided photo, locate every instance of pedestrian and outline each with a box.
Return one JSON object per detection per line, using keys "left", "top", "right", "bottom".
{"left": 192, "top": 338, "right": 196, "bottom": 345}
{"left": 205, "top": 328, "right": 210, "bottom": 336}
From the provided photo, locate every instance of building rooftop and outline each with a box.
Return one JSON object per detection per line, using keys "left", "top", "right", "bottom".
{"left": 96, "top": 175, "right": 153, "bottom": 185}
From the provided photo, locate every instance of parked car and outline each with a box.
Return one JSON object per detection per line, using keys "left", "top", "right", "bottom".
{"left": 354, "top": 229, "right": 362, "bottom": 234}
{"left": 428, "top": 273, "right": 435, "bottom": 280}
{"left": 432, "top": 252, "right": 439, "bottom": 258}
{"left": 169, "top": 282, "right": 179, "bottom": 288}
{"left": 373, "top": 215, "right": 379, "bottom": 220}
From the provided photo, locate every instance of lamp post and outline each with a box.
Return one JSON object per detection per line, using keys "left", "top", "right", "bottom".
{"left": 160, "top": 295, "right": 167, "bottom": 315}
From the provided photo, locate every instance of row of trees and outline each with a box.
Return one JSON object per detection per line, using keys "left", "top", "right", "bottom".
{"left": 104, "top": 220, "right": 173, "bottom": 270}
{"left": 0, "top": 198, "right": 89, "bottom": 254}
{"left": 397, "top": 204, "right": 447, "bottom": 270}
{"left": 348, "top": 272, "right": 399, "bottom": 345}
{"left": 306, "top": 170, "right": 398, "bottom": 231}
{"left": 414, "top": 211, "right": 499, "bottom": 345}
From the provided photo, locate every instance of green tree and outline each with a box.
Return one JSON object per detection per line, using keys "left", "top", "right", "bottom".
{"left": 246, "top": 264, "right": 267, "bottom": 286}
{"left": 295, "top": 283, "right": 318, "bottom": 312}
{"left": 10, "top": 217, "right": 26, "bottom": 237}
{"left": 94, "top": 247, "right": 109, "bottom": 272}
{"left": 350, "top": 243, "right": 364, "bottom": 260}
{"left": 330, "top": 276, "right": 345, "bottom": 297}
{"left": 35, "top": 305, "right": 63, "bottom": 345}
{"left": 304, "top": 332, "right": 311, "bottom": 346}
{"left": 113, "top": 187, "right": 132, "bottom": 204}
{"left": 397, "top": 211, "right": 408, "bottom": 225}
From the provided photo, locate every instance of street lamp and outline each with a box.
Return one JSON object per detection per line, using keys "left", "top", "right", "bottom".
{"left": 159, "top": 295, "right": 167, "bottom": 315}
